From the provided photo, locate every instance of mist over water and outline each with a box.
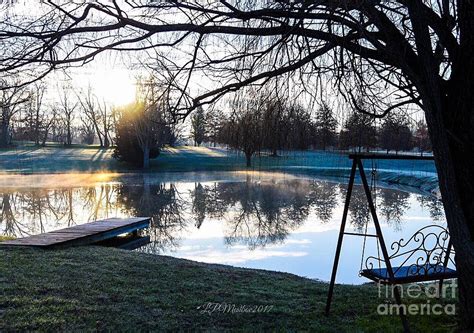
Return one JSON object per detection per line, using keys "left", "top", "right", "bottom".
{"left": 0, "top": 172, "right": 445, "bottom": 283}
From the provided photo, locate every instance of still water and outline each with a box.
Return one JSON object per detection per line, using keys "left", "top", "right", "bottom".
{"left": 0, "top": 171, "right": 445, "bottom": 284}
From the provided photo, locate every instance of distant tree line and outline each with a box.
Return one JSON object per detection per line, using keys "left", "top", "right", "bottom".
{"left": 0, "top": 79, "right": 117, "bottom": 148}
{"left": 1, "top": 78, "right": 431, "bottom": 170}
{"left": 190, "top": 93, "right": 432, "bottom": 167}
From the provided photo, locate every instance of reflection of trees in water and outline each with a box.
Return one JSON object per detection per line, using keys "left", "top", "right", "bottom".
{"left": 0, "top": 185, "right": 119, "bottom": 237}
{"left": 1, "top": 190, "right": 72, "bottom": 236}
{"left": 310, "top": 182, "right": 338, "bottom": 223}
{"left": 115, "top": 177, "right": 186, "bottom": 254}
{"left": 344, "top": 186, "right": 371, "bottom": 232}
{"left": 220, "top": 180, "right": 296, "bottom": 250}
{"left": 1, "top": 193, "right": 25, "bottom": 237}
{"left": 417, "top": 195, "right": 445, "bottom": 221}
{"left": 1, "top": 176, "right": 441, "bottom": 254}
{"left": 343, "top": 185, "right": 410, "bottom": 232}
{"left": 380, "top": 189, "right": 410, "bottom": 231}
{"left": 18, "top": 189, "right": 57, "bottom": 234}
{"left": 189, "top": 178, "right": 339, "bottom": 249}
{"left": 190, "top": 182, "right": 226, "bottom": 229}
{"left": 80, "top": 185, "right": 116, "bottom": 222}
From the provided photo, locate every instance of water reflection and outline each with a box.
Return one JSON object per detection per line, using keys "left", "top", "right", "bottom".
{"left": 380, "top": 189, "right": 410, "bottom": 231}
{"left": 116, "top": 181, "right": 187, "bottom": 253}
{"left": 0, "top": 173, "right": 446, "bottom": 282}
{"left": 417, "top": 195, "right": 445, "bottom": 221}
{"left": 218, "top": 179, "right": 310, "bottom": 249}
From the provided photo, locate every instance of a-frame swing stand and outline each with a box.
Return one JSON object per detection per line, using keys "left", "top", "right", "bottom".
{"left": 324, "top": 153, "right": 455, "bottom": 332}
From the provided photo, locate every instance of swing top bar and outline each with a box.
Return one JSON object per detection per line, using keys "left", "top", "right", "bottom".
{"left": 348, "top": 152, "right": 434, "bottom": 160}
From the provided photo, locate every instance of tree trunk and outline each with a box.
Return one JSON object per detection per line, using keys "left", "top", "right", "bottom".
{"left": 421, "top": 78, "right": 474, "bottom": 328}
{"left": 93, "top": 121, "right": 103, "bottom": 147}
{"left": 103, "top": 123, "right": 110, "bottom": 148}
{"left": 0, "top": 120, "right": 9, "bottom": 147}
{"left": 66, "top": 119, "right": 72, "bottom": 146}
{"left": 41, "top": 121, "right": 50, "bottom": 147}
{"left": 271, "top": 148, "right": 278, "bottom": 157}
{"left": 104, "top": 134, "right": 110, "bottom": 148}
{"left": 143, "top": 145, "right": 150, "bottom": 169}
{"left": 41, "top": 133, "right": 47, "bottom": 146}
{"left": 245, "top": 152, "right": 252, "bottom": 167}
{"left": 428, "top": 116, "right": 474, "bottom": 328}
{"left": 34, "top": 110, "right": 40, "bottom": 146}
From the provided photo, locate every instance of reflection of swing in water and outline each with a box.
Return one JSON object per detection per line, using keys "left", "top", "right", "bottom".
{"left": 325, "top": 153, "right": 456, "bottom": 332}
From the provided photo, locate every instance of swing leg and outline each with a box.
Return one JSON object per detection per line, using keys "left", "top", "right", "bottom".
{"left": 325, "top": 159, "right": 357, "bottom": 315}
{"left": 393, "top": 285, "right": 410, "bottom": 333}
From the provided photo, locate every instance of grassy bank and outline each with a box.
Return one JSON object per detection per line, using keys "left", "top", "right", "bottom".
{"left": 0, "top": 144, "right": 343, "bottom": 174}
{"left": 0, "top": 143, "right": 436, "bottom": 174}
{"left": 0, "top": 247, "right": 457, "bottom": 331}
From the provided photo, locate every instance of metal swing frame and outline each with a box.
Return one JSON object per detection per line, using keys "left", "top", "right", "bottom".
{"left": 324, "top": 153, "right": 456, "bottom": 332}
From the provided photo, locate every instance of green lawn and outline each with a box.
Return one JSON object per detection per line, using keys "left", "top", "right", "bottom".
{"left": 0, "top": 247, "right": 458, "bottom": 332}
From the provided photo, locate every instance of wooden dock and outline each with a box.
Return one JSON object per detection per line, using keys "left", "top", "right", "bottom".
{"left": 0, "top": 217, "right": 151, "bottom": 249}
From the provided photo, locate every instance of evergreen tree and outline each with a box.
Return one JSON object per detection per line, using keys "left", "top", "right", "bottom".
{"left": 204, "top": 107, "right": 221, "bottom": 147}
{"left": 314, "top": 102, "right": 337, "bottom": 150}
{"left": 113, "top": 101, "right": 171, "bottom": 168}
{"left": 379, "top": 113, "right": 413, "bottom": 153}
{"left": 191, "top": 106, "right": 206, "bottom": 146}
{"left": 339, "top": 111, "right": 377, "bottom": 152}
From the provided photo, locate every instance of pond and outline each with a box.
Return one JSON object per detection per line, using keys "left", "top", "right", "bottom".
{"left": 0, "top": 171, "right": 445, "bottom": 284}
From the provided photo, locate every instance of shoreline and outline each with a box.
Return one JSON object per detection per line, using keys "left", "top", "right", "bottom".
{"left": 0, "top": 146, "right": 439, "bottom": 197}
{"left": 0, "top": 167, "right": 440, "bottom": 199}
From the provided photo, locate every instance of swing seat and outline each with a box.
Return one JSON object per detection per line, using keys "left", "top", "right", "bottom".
{"left": 360, "top": 266, "right": 457, "bottom": 284}
{"left": 360, "top": 225, "right": 457, "bottom": 284}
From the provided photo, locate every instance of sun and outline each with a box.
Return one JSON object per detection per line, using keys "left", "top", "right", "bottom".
{"left": 91, "top": 68, "right": 136, "bottom": 107}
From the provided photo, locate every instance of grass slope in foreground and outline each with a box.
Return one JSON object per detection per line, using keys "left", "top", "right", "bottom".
{"left": 0, "top": 247, "right": 457, "bottom": 332}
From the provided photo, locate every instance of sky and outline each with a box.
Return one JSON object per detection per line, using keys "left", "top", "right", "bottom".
{"left": 2, "top": 0, "right": 426, "bottom": 127}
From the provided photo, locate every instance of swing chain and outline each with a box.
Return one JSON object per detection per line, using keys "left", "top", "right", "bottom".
{"left": 360, "top": 159, "right": 378, "bottom": 271}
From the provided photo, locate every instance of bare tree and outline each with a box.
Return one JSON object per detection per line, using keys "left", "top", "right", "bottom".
{"left": 1, "top": 1, "right": 474, "bottom": 326}
{"left": 97, "top": 99, "right": 112, "bottom": 148}
{"left": 40, "top": 107, "right": 57, "bottom": 147}
{"left": 219, "top": 92, "right": 265, "bottom": 167}
{"left": 78, "top": 86, "right": 112, "bottom": 148}
{"left": 261, "top": 98, "right": 284, "bottom": 156}
{"left": 0, "top": 81, "right": 29, "bottom": 147}
{"left": 58, "top": 85, "right": 77, "bottom": 146}
{"left": 24, "top": 82, "right": 47, "bottom": 146}
{"left": 78, "top": 87, "right": 102, "bottom": 147}
{"left": 79, "top": 116, "right": 95, "bottom": 145}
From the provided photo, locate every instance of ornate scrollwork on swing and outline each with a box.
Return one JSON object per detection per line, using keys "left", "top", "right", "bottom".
{"left": 364, "top": 225, "right": 455, "bottom": 279}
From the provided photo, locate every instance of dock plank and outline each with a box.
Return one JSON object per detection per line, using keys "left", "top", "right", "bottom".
{"left": 0, "top": 217, "right": 151, "bottom": 248}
